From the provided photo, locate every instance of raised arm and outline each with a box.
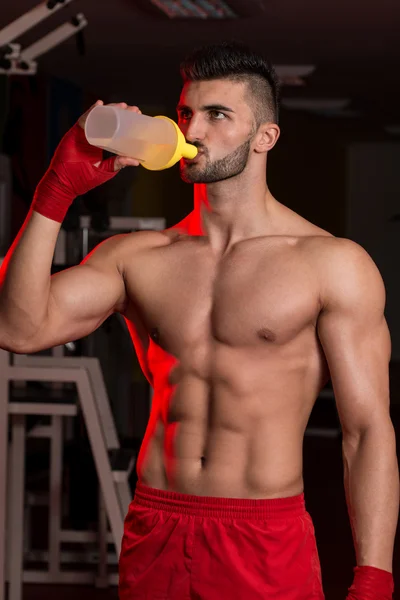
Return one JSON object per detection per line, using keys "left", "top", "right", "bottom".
{"left": 316, "top": 238, "right": 399, "bottom": 598}
{"left": 0, "top": 101, "right": 141, "bottom": 353}
{"left": 0, "top": 220, "right": 130, "bottom": 353}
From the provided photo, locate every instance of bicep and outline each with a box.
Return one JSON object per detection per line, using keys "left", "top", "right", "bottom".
{"left": 23, "top": 240, "right": 126, "bottom": 352}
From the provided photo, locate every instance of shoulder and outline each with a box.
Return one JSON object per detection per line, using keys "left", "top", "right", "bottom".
{"left": 303, "top": 235, "right": 379, "bottom": 273}
{"left": 302, "top": 236, "right": 386, "bottom": 312}
{"left": 82, "top": 229, "right": 172, "bottom": 270}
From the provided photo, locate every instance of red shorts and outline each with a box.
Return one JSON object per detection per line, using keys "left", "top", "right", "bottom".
{"left": 119, "top": 482, "right": 325, "bottom": 599}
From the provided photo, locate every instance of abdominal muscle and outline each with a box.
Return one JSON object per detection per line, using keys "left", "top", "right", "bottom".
{"left": 136, "top": 346, "right": 320, "bottom": 499}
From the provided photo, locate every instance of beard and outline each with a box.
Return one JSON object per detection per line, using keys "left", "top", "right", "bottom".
{"left": 180, "top": 137, "right": 252, "bottom": 184}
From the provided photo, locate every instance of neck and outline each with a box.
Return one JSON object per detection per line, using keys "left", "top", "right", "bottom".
{"left": 186, "top": 167, "right": 277, "bottom": 254}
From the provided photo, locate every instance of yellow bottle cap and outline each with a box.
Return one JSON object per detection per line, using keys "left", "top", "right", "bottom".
{"left": 141, "top": 116, "right": 198, "bottom": 171}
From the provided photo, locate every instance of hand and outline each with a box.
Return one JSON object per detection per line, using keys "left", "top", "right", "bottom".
{"left": 32, "top": 99, "right": 143, "bottom": 222}
{"left": 79, "top": 100, "right": 142, "bottom": 171}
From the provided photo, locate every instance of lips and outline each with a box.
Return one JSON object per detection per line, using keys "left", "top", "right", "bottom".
{"left": 184, "top": 151, "right": 204, "bottom": 163}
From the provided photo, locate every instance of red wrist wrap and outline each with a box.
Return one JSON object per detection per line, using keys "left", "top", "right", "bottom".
{"left": 32, "top": 122, "right": 117, "bottom": 222}
{"left": 347, "top": 566, "right": 394, "bottom": 600}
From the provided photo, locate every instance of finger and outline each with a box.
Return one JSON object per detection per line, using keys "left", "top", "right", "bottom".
{"left": 114, "top": 156, "right": 141, "bottom": 171}
{"left": 125, "top": 106, "right": 142, "bottom": 114}
{"left": 78, "top": 99, "right": 103, "bottom": 128}
{"left": 107, "top": 102, "right": 128, "bottom": 108}
{"left": 78, "top": 101, "right": 129, "bottom": 129}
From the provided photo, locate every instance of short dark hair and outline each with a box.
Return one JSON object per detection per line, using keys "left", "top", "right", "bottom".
{"left": 180, "top": 41, "right": 280, "bottom": 126}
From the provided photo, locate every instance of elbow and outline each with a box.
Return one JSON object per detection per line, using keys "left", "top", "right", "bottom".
{"left": 10, "top": 335, "right": 46, "bottom": 354}
{"left": 0, "top": 327, "right": 42, "bottom": 354}
{"left": 342, "top": 419, "right": 397, "bottom": 460}
{"left": 0, "top": 309, "right": 48, "bottom": 354}
{"left": 0, "top": 326, "right": 22, "bottom": 352}
{"left": 0, "top": 336, "right": 32, "bottom": 354}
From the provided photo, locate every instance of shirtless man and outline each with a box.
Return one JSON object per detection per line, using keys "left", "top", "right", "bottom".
{"left": 0, "top": 42, "right": 398, "bottom": 599}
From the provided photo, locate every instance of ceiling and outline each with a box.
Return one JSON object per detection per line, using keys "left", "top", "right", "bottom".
{"left": 1, "top": 0, "right": 400, "bottom": 128}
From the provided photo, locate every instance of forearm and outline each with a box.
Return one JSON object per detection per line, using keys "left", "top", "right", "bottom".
{"left": 343, "top": 422, "right": 399, "bottom": 572}
{"left": 0, "top": 209, "right": 61, "bottom": 349}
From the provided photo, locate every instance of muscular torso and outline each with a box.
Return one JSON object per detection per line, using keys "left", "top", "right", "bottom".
{"left": 121, "top": 217, "right": 332, "bottom": 499}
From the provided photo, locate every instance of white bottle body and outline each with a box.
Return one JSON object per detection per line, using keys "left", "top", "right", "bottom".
{"left": 85, "top": 105, "right": 178, "bottom": 169}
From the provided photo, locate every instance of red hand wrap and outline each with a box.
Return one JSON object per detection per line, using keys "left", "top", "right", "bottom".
{"left": 32, "top": 122, "right": 117, "bottom": 222}
{"left": 347, "top": 566, "right": 394, "bottom": 600}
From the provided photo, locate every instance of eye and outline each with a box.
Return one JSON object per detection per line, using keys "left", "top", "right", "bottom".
{"left": 178, "top": 110, "right": 191, "bottom": 121}
{"left": 209, "top": 110, "right": 226, "bottom": 120}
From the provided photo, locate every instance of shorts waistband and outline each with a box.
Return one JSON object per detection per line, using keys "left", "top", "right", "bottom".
{"left": 134, "top": 482, "right": 306, "bottom": 519}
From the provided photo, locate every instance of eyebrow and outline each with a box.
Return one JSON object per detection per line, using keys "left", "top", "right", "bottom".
{"left": 176, "top": 103, "right": 235, "bottom": 114}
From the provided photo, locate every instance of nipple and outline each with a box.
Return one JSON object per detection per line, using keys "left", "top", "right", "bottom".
{"left": 150, "top": 328, "right": 160, "bottom": 344}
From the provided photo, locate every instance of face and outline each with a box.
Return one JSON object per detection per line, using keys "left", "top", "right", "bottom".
{"left": 177, "top": 79, "right": 257, "bottom": 184}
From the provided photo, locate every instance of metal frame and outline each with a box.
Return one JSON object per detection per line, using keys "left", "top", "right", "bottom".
{"left": 0, "top": 350, "right": 10, "bottom": 600}
{"left": 0, "top": 1, "right": 76, "bottom": 46}
{"left": 7, "top": 410, "right": 78, "bottom": 600}
{"left": 0, "top": 0, "right": 87, "bottom": 76}
{"left": 11, "top": 356, "right": 125, "bottom": 535}
{"left": 8, "top": 415, "right": 26, "bottom": 600}
{"left": 0, "top": 350, "right": 132, "bottom": 600}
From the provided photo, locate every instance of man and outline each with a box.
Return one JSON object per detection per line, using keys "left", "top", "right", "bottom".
{"left": 0, "top": 42, "right": 398, "bottom": 599}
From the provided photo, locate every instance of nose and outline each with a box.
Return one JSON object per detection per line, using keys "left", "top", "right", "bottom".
{"left": 181, "top": 114, "right": 205, "bottom": 145}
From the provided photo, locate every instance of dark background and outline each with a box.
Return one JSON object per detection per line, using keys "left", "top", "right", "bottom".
{"left": 1, "top": 1, "right": 399, "bottom": 598}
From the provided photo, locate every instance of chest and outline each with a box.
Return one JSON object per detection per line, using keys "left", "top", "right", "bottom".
{"left": 125, "top": 239, "right": 320, "bottom": 353}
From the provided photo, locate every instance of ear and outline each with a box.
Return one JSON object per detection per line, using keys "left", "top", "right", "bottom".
{"left": 254, "top": 122, "right": 280, "bottom": 154}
